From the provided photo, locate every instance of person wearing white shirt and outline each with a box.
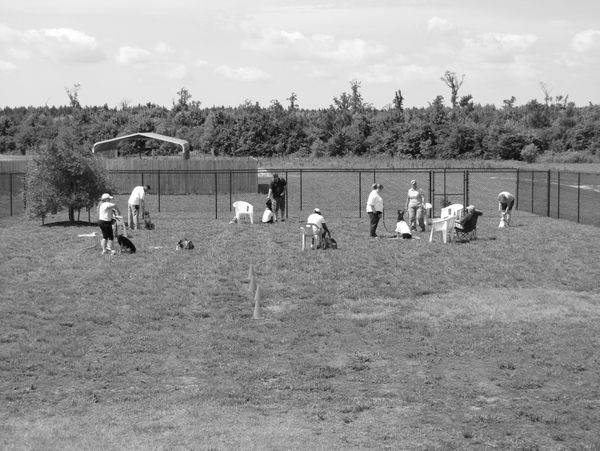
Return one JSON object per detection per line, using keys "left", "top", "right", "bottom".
{"left": 366, "top": 183, "right": 384, "bottom": 238}
{"left": 97, "top": 193, "right": 121, "bottom": 255}
{"left": 497, "top": 191, "right": 515, "bottom": 225}
{"left": 127, "top": 184, "right": 150, "bottom": 230}
{"left": 405, "top": 179, "right": 426, "bottom": 232}
{"left": 306, "top": 208, "right": 331, "bottom": 248}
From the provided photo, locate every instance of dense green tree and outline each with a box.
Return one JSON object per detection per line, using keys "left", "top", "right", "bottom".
{"left": 24, "top": 130, "right": 114, "bottom": 222}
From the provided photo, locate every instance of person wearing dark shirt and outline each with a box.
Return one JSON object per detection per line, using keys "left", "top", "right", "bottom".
{"left": 267, "top": 173, "right": 287, "bottom": 222}
{"left": 455, "top": 205, "right": 482, "bottom": 233}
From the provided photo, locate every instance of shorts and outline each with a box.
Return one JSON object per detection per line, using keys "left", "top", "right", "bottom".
{"left": 98, "top": 220, "right": 114, "bottom": 240}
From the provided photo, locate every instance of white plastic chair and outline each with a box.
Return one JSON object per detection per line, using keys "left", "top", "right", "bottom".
{"left": 301, "top": 223, "right": 322, "bottom": 250}
{"left": 441, "top": 203, "right": 464, "bottom": 220}
{"left": 429, "top": 216, "right": 455, "bottom": 244}
{"left": 232, "top": 201, "right": 254, "bottom": 224}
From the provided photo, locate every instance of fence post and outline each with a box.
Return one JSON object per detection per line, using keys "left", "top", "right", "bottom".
{"left": 577, "top": 172, "right": 581, "bottom": 223}
{"left": 214, "top": 172, "right": 218, "bottom": 220}
{"left": 430, "top": 170, "right": 435, "bottom": 213}
{"left": 531, "top": 171, "right": 534, "bottom": 213}
{"left": 229, "top": 170, "right": 232, "bottom": 212}
{"left": 358, "top": 171, "right": 362, "bottom": 218}
{"left": 557, "top": 171, "right": 560, "bottom": 219}
{"left": 443, "top": 168, "right": 447, "bottom": 202}
{"left": 515, "top": 169, "right": 520, "bottom": 210}
{"left": 300, "top": 169, "right": 303, "bottom": 212}
{"left": 285, "top": 170, "right": 289, "bottom": 219}
{"left": 9, "top": 172, "right": 13, "bottom": 216}
{"left": 157, "top": 170, "right": 161, "bottom": 213}
{"left": 464, "top": 170, "right": 469, "bottom": 207}
{"left": 547, "top": 170, "right": 551, "bottom": 218}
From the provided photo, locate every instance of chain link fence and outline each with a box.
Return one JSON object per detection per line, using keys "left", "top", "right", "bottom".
{"left": 1, "top": 168, "right": 599, "bottom": 227}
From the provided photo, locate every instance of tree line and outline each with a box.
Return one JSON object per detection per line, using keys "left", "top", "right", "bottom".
{"left": 2, "top": 76, "right": 600, "bottom": 163}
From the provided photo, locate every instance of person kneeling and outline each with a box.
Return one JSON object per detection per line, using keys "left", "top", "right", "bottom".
{"left": 306, "top": 208, "right": 331, "bottom": 249}
{"left": 262, "top": 199, "right": 274, "bottom": 224}
{"left": 395, "top": 209, "right": 412, "bottom": 239}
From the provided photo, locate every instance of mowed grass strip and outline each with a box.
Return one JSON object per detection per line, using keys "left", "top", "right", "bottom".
{"left": 1, "top": 209, "right": 600, "bottom": 449}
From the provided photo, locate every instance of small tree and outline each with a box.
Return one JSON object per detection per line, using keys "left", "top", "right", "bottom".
{"left": 521, "top": 143, "right": 540, "bottom": 163}
{"left": 24, "top": 133, "right": 114, "bottom": 222}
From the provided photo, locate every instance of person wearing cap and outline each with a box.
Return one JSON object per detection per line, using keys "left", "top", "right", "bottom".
{"left": 366, "top": 183, "right": 384, "bottom": 238}
{"left": 405, "top": 179, "right": 426, "bottom": 232}
{"left": 127, "top": 184, "right": 150, "bottom": 231}
{"left": 97, "top": 193, "right": 121, "bottom": 255}
{"left": 306, "top": 208, "right": 331, "bottom": 249}
{"left": 455, "top": 204, "right": 482, "bottom": 234}
{"left": 267, "top": 173, "right": 287, "bottom": 222}
{"left": 497, "top": 191, "right": 515, "bottom": 225}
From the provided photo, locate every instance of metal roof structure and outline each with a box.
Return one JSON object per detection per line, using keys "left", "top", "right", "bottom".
{"left": 92, "top": 132, "right": 190, "bottom": 159}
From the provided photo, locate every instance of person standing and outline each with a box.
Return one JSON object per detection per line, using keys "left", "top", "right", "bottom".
{"left": 497, "top": 191, "right": 515, "bottom": 225}
{"left": 405, "top": 179, "right": 426, "bottom": 232}
{"left": 128, "top": 184, "right": 150, "bottom": 230}
{"left": 267, "top": 173, "right": 287, "bottom": 222}
{"left": 366, "top": 183, "right": 384, "bottom": 238}
{"left": 97, "top": 193, "right": 120, "bottom": 255}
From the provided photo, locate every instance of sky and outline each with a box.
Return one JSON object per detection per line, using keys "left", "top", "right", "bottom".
{"left": 1, "top": 0, "right": 600, "bottom": 110}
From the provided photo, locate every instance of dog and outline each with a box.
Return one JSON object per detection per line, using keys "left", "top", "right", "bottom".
{"left": 176, "top": 239, "right": 194, "bottom": 250}
{"left": 324, "top": 236, "right": 338, "bottom": 249}
{"left": 117, "top": 235, "right": 136, "bottom": 253}
{"left": 143, "top": 211, "right": 154, "bottom": 230}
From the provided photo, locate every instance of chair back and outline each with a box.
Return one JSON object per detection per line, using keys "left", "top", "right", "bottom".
{"left": 301, "top": 223, "right": 321, "bottom": 250}
{"left": 429, "top": 215, "right": 455, "bottom": 244}
{"left": 441, "top": 204, "right": 463, "bottom": 219}
{"left": 232, "top": 201, "right": 254, "bottom": 223}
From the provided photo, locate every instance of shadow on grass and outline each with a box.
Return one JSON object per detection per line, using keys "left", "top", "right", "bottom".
{"left": 43, "top": 220, "right": 97, "bottom": 228}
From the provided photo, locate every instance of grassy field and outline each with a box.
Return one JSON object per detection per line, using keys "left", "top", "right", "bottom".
{"left": 2, "top": 201, "right": 600, "bottom": 450}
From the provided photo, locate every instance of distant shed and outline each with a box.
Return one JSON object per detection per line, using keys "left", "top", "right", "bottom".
{"left": 92, "top": 132, "right": 190, "bottom": 159}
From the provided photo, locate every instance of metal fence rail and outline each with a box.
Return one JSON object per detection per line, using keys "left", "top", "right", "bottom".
{"left": 1, "top": 168, "right": 599, "bottom": 227}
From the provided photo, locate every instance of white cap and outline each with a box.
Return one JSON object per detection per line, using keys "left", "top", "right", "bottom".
{"left": 101, "top": 193, "right": 113, "bottom": 200}
{"left": 313, "top": 208, "right": 321, "bottom": 214}
{"left": 467, "top": 205, "right": 475, "bottom": 211}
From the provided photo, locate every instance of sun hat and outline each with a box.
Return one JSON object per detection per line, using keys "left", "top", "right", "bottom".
{"left": 313, "top": 208, "right": 321, "bottom": 214}
{"left": 101, "top": 193, "right": 113, "bottom": 200}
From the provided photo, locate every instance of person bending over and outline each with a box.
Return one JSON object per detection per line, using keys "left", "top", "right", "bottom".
{"left": 497, "top": 191, "right": 515, "bottom": 225}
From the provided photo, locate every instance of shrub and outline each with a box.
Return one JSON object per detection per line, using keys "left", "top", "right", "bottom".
{"left": 520, "top": 143, "right": 540, "bottom": 163}
{"left": 24, "top": 138, "right": 115, "bottom": 222}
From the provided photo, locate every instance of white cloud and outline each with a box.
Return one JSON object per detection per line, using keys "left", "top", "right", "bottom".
{"left": 572, "top": 29, "right": 600, "bottom": 53}
{"left": 165, "top": 63, "right": 187, "bottom": 80}
{"left": 242, "top": 28, "right": 387, "bottom": 65}
{"left": 0, "top": 60, "right": 17, "bottom": 71}
{"left": 461, "top": 33, "right": 538, "bottom": 63}
{"left": 352, "top": 63, "right": 437, "bottom": 84}
{"left": 427, "top": 16, "right": 454, "bottom": 33}
{"left": 22, "top": 27, "right": 105, "bottom": 63}
{"left": 116, "top": 46, "right": 152, "bottom": 65}
{"left": 215, "top": 65, "right": 272, "bottom": 81}
{"left": 155, "top": 41, "right": 172, "bottom": 54}
{"left": 196, "top": 59, "right": 210, "bottom": 68}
